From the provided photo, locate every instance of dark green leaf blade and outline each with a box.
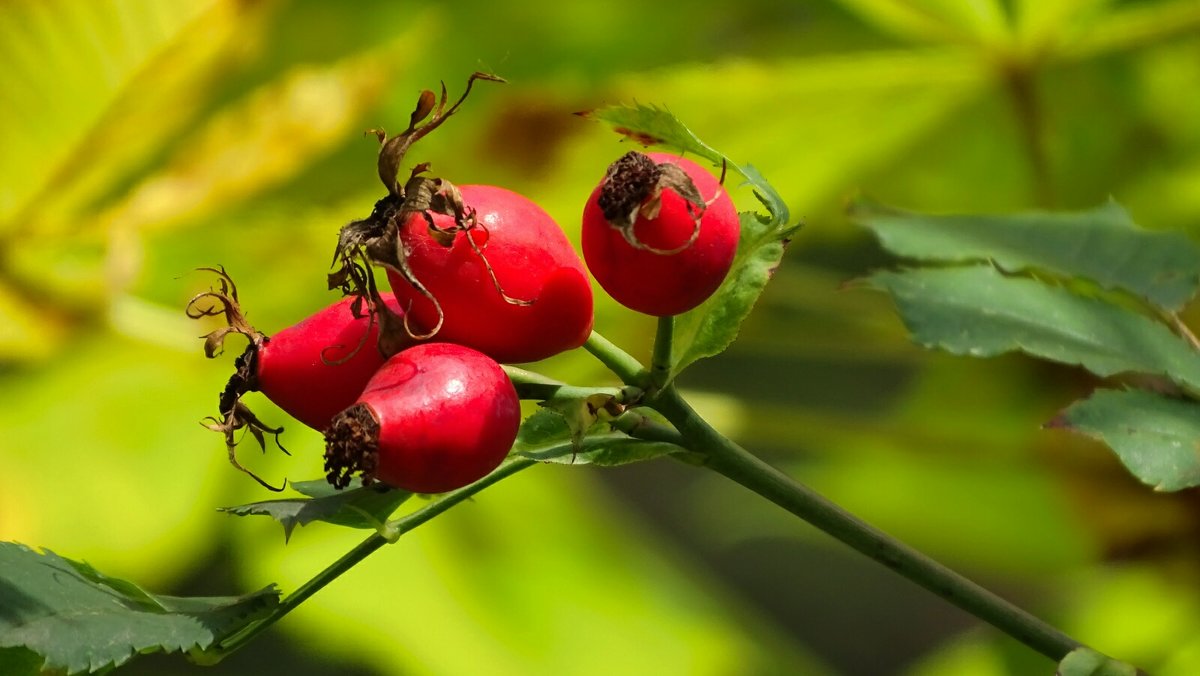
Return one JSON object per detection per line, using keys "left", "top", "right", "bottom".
{"left": 869, "top": 266, "right": 1200, "bottom": 393}
{"left": 1052, "top": 389, "right": 1200, "bottom": 492}
{"left": 514, "top": 409, "right": 686, "bottom": 466}
{"left": 0, "top": 542, "right": 279, "bottom": 674}
{"left": 220, "top": 482, "right": 412, "bottom": 539}
{"left": 851, "top": 198, "right": 1200, "bottom": 311}
{"left": 1056, "top": 647, "right": 1139, "bottom": 676}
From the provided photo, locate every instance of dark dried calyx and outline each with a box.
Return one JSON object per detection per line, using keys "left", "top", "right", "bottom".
{"left": 597, "top": 151, "right": 662, "bottom": 226}
{"left": 324, "top": 403, "right": 382, "bottom": 489}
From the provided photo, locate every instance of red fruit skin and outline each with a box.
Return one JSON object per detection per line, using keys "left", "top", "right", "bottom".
{"left": 581, "top": 153, "right": 740, "bottom": 316}
{"left": 357, "top": 342, "right": 520, "bottom": 493}
{"left": 386, "top": 185, "right": 594, "bottom": 364}
{"left": 255, "top": 295, "right": 406, "bottom": 431}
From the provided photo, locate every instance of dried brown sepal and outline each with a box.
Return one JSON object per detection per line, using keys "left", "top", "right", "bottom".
{"left": 597, "top": 151, "right": 727, "bottom": 256}
{"left": 331, "top": 160, "right": 532, "bottom": 353}
{"left": 187, "top": 267, "right": 286, "bottom": 490}
{"left": 202, "top": 398, "right": 289, "bottom": 492}
{"left": 375, "top": 72, "right": 505, "bottom": 196}
{"left": 323, "top": 403, "right": 381, "bottom": 489}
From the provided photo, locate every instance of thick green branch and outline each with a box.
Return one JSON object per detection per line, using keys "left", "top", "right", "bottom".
{"left": 650, "top": 385, "right": 1089, "bottom": 664}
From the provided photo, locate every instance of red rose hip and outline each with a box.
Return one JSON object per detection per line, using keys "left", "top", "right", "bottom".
{"left": 386, "top": 184, "right": 594, "bottom": 364}
{"left": 323, "top": 342, "right": 521, "bottom": 493}
{"left": 581, "top": 151, "right": 740, "bottom": 316}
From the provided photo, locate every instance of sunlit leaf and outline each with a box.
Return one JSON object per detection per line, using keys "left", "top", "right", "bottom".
{"left": 833, "top": 0, "right": 1009, "bottom": 45}
{"left": 0, "top": 0, "right": 215, "bottom": 225}
{"left": 851, "top": 198, "right": 1200, "bottom": 311}
{"left": 1057, "top": 647, "right": 1139, "bottom": 676}
{"left": 0, "top": 542, "right": 278, "bottom": 674}
{"left": 868, "top": 265, "right": 1200, "bottom": 392}
{"left": 1059, "top": 0, "right": 1200, "bottom": 61}
{"left": 1051, "top": 389, "right": 1200, "bottom": 491}
{"left": 221, "top": 480, "right": 413, "bottom": 540}
{"left": 90, "top": 47, "right": 400, "bottom": 237}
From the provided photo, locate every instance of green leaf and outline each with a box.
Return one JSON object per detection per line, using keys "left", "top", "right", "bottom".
{"left": 1056, "top": 647, "right": 1139, "bottom": 676}
{"left": 0, "top": 542, "right": 278, "bottom": 674}
{"left": 1052, "top": 389, "right": 1200, "bottom": 492}
{"left": 851, "top": 198, "right": 1200, "bottom": 311}
{"left": 869, "top": 265, "right": 1200, "bottom": 392}
{"left": 671, "top": 210, "right": 800, "bottom": 377}
{"left": 221, "top": 481, "right": 413, "bottom": 540}
{"left": 514, "top": 409, "right": 685, "bottom": 466}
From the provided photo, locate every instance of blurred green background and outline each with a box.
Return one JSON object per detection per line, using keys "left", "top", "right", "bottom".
{"left": 3, "top": 0, "right": 1200, "bottom": 674}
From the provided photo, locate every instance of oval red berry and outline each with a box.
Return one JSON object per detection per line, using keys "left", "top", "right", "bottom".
{"left": 581, "top": 152, "right": 739, "bottom": 316}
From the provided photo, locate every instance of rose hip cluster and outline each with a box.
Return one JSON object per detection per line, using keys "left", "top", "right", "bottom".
{"left": 190, "top": 75, "right": 740, "bottom": 494}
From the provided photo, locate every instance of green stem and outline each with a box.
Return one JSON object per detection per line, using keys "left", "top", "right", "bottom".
{"left": 203, "top": 457, "right": 538, "bottom": 663}
{"left": 583, "top": 330, "right": 647, "bottom": 386}
{"left": 650, "top": 316, "right": 674, "bottom": 391}
{"left": 502, "top": 364, "right": 642, "bottom": 406}
{"left": 650, "top": 385, "right": 1085, "bottom": 663}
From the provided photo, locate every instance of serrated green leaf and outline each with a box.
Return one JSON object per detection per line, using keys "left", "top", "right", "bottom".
{"left": 851, "top": 199, "right": 1200, "bottom": 311}
{"left": 671, "top": 211, "right": 802, "bottom": 377}
{"left": 585, "top": 103, "right": 789, "bottom": 223}
{"left": 1053, "top": 389, "right": 1200, "bottom": 491}
{"left": 220, "top": 481, "right": 412, "bottom": 540}
{"left": 1056, "top": 647, "right": 1139, "bottom": 676}
{"left": 514, "top": 410, "right": 686, "bottom": 466}
{"left": 869, "top": 265, "right": 1200, "bottom": 392}
{"left": 0, "top": 542, "right": 278, "bottom": 675}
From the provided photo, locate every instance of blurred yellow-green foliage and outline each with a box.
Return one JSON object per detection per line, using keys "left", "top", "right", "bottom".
{"left": 3, "top": 1, "right": 1200, "bottom": 674}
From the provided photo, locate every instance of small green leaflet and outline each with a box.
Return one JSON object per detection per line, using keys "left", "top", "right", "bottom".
{"left": 221, "top": 479, "right": 413, "bottom": 540}
{"left": 869, "top": 265, "right": 1200, "bottom": 394}
{"left": 514, "top": 408, "right": 685, "bottom": 466}
{"left": 851, "top": 198, "right": 1200, "bottom": 312}
{"left": 0, "top": 542, "right": 279, "bottom": 675}
{"left": 1052, "top": 389, "right": 1200, "bottom": 492}
{"left": 1056, "top": 647, "right": 1140, "bottom": 676}
{"left": 585, "top": 103, "right": 800, "bottom": 378}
